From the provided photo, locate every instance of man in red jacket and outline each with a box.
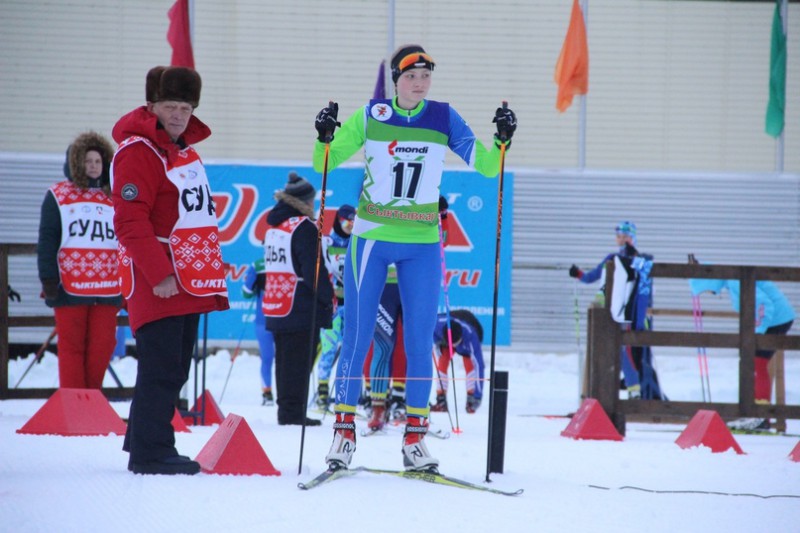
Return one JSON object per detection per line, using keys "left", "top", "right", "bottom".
{"left": 111, "top": 66, "right": 229, "bottom": 475}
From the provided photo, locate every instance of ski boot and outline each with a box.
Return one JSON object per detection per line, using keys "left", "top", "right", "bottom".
{"left": 316, "top": 382, "right": 329, "bottom": 409}
{"left": 430, "top": 391, "right": 448, "bottom": 412}
{"left": 358, "top": 387, "right": 372, "bottom": 411}
{"left": 402, "top": 416, "right": 439, "bottom": 472}
{"left": 261, "top": 387, "right": 274, "bottom": 406}
{"left": 325, "top": 413, "right": 357, "bottom": 470}
{"left": 627, "top": 384, "right": 641, "bottom": 400}
{"left": 466, "top": 392, "right": 481, "bottom": 414}
{"left": 727, "top": 417, "right": 769, "bottom": 431}
{"left": 388, "top": 390, "right": 407, "bottom": 423}
{"left": 367, "top": 399, "right": 387, "bottom": 431}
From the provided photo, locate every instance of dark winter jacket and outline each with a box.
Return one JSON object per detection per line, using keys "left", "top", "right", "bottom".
{"left": 37, "top": 131, "right": 122, "bottom": 308}
{"left": 265, "top": 193, "right": 333, "bottom": 333}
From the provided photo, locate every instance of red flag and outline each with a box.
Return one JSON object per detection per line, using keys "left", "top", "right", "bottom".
{"left": 167, "top": 0, "right": 194, "bottom": 68}
{"left": 554, "top": 0, "right": 588, "bottom": 112}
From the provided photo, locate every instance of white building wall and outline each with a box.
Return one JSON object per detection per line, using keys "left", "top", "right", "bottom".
{"left": 0, "top": 0, "right": 797, "bottom": 172}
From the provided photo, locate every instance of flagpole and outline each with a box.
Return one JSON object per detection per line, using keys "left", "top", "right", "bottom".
{"left": 386, "top": 0, "right": 395, "bottom": 99}
{"left": 188, "top": 0, "right": 195, "bottom": 51}
{"left": 578, "top": 0, "right": 588, "bottom": 170}
{"left": 776, "top": 0, "right": 787, "bottom": 173}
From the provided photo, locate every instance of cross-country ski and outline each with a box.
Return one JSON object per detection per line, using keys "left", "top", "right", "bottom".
{"left": 298, "top": 466, "right": 522, "bottom": 496}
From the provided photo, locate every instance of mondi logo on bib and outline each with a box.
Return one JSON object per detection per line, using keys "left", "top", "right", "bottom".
{"left": 388, "top": 140, "right": 428, "bottom": 156}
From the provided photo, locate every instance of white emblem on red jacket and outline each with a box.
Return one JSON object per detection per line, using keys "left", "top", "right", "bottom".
{"left": 262, "top": 217, "right": 306, "bottom": 317}
{"left": 51, "top": 181, "right": 120, "bottom": 297}
{"left": 114, "top": 136, "right": 228, "bottom": 298}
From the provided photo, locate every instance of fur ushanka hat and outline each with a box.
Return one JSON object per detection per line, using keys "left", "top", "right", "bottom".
{"left": 145, "top": 66, "right": 202, "bottom": 108}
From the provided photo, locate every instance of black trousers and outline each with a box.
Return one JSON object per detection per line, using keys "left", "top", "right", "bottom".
{"left": 123, "top": 314, "right": 199, "bottom": 463}
{"left": 757, "top": 320, "right": 794, "bottom": 359}
{"left": 273, "top": 329, "right": 318, "bottom": 424}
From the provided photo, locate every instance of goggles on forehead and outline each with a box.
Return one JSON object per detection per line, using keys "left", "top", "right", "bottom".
{"left": 396, "top": 52, "right": 436, "bottom": 73}
{"left": 615, "top": 223, "right": 634, "bottom": 235}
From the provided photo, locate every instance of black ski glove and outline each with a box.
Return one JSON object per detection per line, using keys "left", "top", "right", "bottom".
{"left": 438, "top": 195, "right": 449, "bottom": 218}
{"left": 492, "top": 103, "right": 517, "bottom": 145}
{"left": 7, "top": 285, "right": 20, "bottom": 302}
{"left": 315, "top": 102, "right": 341, "bottom": 143}
{"left": 41, "top": 279, "right": 59, "bottom": 301}
{"left": 568, "top": 264, "right": 583, "bottom": 279}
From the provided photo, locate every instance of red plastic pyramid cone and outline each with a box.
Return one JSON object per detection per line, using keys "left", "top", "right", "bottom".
{"left": 789, "top": 441, "right": 800, "bottom": 462}
{"left": 675, "top": 410, "right": 745, "bottom": 454}
{"left": 171, "top": 408, "right": 191, "bottom": 433}
{"left": 16, "top": 388, "right": 126, "bottom": 436}
{"left": 183, "top": 389, "right": 224, "bottom": 426}
{"left": 195, "top": 414, "right": 281, "bottom": 476}
{"left": 561, "top": 398, "right": 623, "bottom": 441}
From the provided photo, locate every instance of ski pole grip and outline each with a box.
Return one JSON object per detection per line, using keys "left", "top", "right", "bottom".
{"left": 499, "top": 100, "right": 509, "bottom": 142}
{"left": 323, "top": 100, "right": 337, "bottom": 144}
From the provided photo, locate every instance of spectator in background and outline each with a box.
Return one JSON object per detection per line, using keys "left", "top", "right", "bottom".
{"left": 37, "top": 131, "right": 122, "bottom": 389}
{"left": 263, "top": 172, "right": 333, "bottom": 426}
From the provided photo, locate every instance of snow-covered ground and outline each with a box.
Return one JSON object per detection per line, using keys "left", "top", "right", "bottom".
{"left": 2, "top": 349, "right": 799, "bottom": 532}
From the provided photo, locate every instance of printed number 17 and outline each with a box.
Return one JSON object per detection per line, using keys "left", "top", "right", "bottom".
{"left": 392, "top": 161, "right": 423, "bottom": 200}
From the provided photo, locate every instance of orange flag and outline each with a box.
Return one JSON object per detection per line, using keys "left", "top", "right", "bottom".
{"left": 554, "top": 0, "right": 589, "bottom": 112}
{"left": 167, "top": 0, "right": 194, "bottom": 68}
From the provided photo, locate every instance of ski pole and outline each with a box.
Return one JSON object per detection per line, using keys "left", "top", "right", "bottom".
{"left": 486, "top": 101, "right": 510, "bottom": 483}
{"left": 431, "top": 348, "right": 456, "bottom": 432}
{"left": 438, "top": 215, "right": 461, "bottom": 433}
{"left": 574, "top": 278, "right": 584, "bottom": 400}
{"left": 299, "top": 101, "right": 336, "bottom": 475}
{"left": 219, "top": 321, "right": 248, "bottom": 404}
{"left": 14, "top": 327, "right": 57, "bottom": 388}
{"left": 106, "top": 363, "right": 124, "bottom": 388}
{"left": 691, "top": 294, "right": 711, "bottom": 402}
{"left": 688, "top": 253, "right": 711, "bottom": 401}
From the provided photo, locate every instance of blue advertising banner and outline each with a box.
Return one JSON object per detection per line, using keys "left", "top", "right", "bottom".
{"left": 204, "top": 164, "right": 513, "bottom": 345}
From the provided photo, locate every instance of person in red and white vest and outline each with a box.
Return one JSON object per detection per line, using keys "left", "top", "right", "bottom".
{"left": 111, "top": 66, "right": 229, "bottom": 476}
{"left": 37, "top": 130, "right": 122, "bottom": 389}
{"left": 264, "top": 172, "right": 333, "bottom": 426}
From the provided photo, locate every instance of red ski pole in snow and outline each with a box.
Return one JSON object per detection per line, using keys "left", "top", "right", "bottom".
{"left": 437, "top": 216, "right": 461, "bottom": 434}
{"left": 688, "top": 253, "right": 711, "bottom": 402}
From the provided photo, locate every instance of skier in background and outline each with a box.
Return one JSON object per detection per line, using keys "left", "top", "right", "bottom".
{"left": 315, "top": 204, "right": 356, "bottom": 409}
{"left": 569, "top": 221, "right": 666, "bottom": 400}
{"left": 431, "top": 309, "right": 485, "bottom": 414}
{"left": 689, "top": 273, "right": 794, "bottom": 430}
{"left": 366, "top": 196, "right": 450, "bottom": 431}
{"left": 242, "top": 254, "right": 275, "bottom": 405}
